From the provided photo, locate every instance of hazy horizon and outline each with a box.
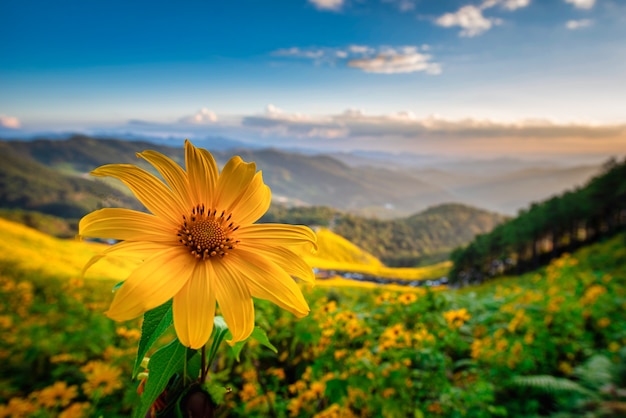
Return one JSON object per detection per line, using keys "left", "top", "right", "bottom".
{"left": 1, "top": 0, "right": 625, "bottom": 160}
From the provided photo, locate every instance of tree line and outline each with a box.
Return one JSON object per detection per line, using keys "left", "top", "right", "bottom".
{"left": 449, "top": 158, "right": 626, "bottom": 286}
{"left": 261, "top": 203, "right": 505, "bottom": 267}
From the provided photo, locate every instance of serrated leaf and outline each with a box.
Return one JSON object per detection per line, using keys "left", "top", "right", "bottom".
{"left": 133, "top": 338, "right": 188, "bottom": 418}
{"left": 132, "top": 300, "right": 173, "bottom": 378}
{"left": 229, "top": 327, "right": 278, "bottom": 362}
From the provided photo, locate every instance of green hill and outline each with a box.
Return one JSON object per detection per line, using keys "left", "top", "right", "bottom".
{"left": 263, "top": 203, "right": 507, "bottom": 267}
{"left": 2, "top": 136, "right": 454, "bottom": 216}
{"left": 0, "top": 142, "right": 140, "bottom": 219}
{"left": 451, "top": 157, "right": 626, "bottom": 284}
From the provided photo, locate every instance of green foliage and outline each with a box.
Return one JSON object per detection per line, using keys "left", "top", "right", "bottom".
{"left": 509, "top": 375, "right": 597, "bottom": 398}
{"left": 133, "top": 339, "right": 195, "bottom": 418}
{"left": 228, "top": 327, "right": 278, "bottom": 362}
{"left": 262, "top": 203, "right": 506, "bottom": 267}
{"left": 0, "top": 141, "right": 141, "bottom": 220}
{"left": 1, "top": 218, "right": 625, "bottom": 417}
{"left": 133, "top": 300, "right": 173, "bottom": 378}
{"left": 451, "top": 157, "right": 626, "bottom": 285}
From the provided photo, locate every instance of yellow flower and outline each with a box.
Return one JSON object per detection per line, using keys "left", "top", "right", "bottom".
{"left": 443, "top": 308, "right": 471, "bottom": 328}
{"left": 0, "top": 397, "right": 37, "bottom": 417}
{"left": 59, "top": 402, "right": 90, "bottom": 418}
{"left": 239, "top": 383, "right": 258, "bottom": 402}
{"left": 35, "top": 381, "right": 78, "bottom": 408}
{"left": 80, "top": 361, "right": 123, "bottom": 398}
{"left": 79, "top": 140, "right": 316, "bottom": 348}
{"left": 397, "top": 292, "right": 417, "bottom": 305}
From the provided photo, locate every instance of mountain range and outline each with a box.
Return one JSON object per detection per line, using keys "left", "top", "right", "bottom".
{"left": 1, "top": 135, "right": 602, "bottom": 218}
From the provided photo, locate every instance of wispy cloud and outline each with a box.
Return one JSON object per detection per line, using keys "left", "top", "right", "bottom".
{"left": 381, "top": 0, "right": 416, "bottom": 12}
{"left": 435, "top": 0, "right": 530, "bottom": 37}
{"left": 308, "top": 0, "right": 344, "bottom": 11}
{"left": 238, "top": 107, "right": 626, "bottom": 157}
{"left": 564, "top": 0, "right": 595, "bottom": 10}
{"left": 243, "top": 106, "right": 626, "bottom": 140}
{"left": 566, "top": 19, "right": 593, "bottom": 29}
{"left": 179, "top": 108, "right": 218, "bottom": 124}
{"left": 0, "top": 115, "right": 21, "bottom": 129}
{"left": 273, "top": 45, "right": 441, "bottom": 75}
{"left": 348, "top": 49, "right": 441, "bottom": 74}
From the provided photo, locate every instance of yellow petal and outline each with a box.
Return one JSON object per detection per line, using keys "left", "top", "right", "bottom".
{"left": 211, "top": 258, "right": 254, "bottom": 343}
{"left": 106, "top": 247, "right": 195, "bottom": 321}
{"left": 185, "top": 139, "right": 218, "bottom": 206}
{"left": 236, "top": 224, "right": 317, "bottom": 251}
{"left": 215, "top": 156, "right": 257, "bottom": 213}
{"left": 231, "top": 249, "right": 310, "bottom": 317}
{"left": 173, "top": 262, "right": 216, "bottom": 349}
{"left": 137, "top": 150, "right": 193, "bottom": 210}
{"left": 228, "top": 172, "right": 271, "bottom": 226}
{"left": 91, "top": 164, "right": 186, "bottom": 226}
{"left": 82, "top": 240, "right": 174, "bottom": 276}
{"left": 79, "top": 208, "right": 176, "bottom": 242}
{"left": 237, "top": 242, "right": 315, "bottom": 283}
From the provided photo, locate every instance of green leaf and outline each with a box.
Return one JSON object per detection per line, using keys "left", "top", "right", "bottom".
{"left": 203, "top": 381, "right": 230, "bottom": 405}
{"left": 228, "top": 326, "right": 278, "bottom": 362}
{"left": 325, "top": 379, "right": 348, "bottom": 404}
{"left": 112, "top": 280, "right": 124, "bottom": 292}
{"left": 132, "top": 300, "right": 173, "bottom": 378}
{"left": 207, "top": 316, "right": 230, "bottom": 367}
{"left": 133, "top": 338, "right": 188, "bottom": 418}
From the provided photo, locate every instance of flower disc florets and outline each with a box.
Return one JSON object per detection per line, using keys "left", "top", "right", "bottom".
{"left": 178, "top": 204, "right": 240, "bottom": 260}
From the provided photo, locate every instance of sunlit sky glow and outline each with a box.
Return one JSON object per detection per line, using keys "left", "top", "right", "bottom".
{"left": 1, "top": 0, "right": 625, "bottom": 159}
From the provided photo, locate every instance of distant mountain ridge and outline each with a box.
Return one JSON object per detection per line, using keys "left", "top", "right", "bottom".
{"left": 0, "top": 135, "right": 602, "bottom": 217}
{"left": 1, "top": 135, "right": 457, "bottom": 216}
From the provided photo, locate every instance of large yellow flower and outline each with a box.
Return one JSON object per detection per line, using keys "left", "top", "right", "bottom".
{"left": 79, "top": 140, "right": 315, "bottom": 349}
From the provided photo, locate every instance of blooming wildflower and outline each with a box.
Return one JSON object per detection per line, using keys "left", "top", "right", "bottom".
{"left": 58, "top": 402, "right": 90, "bottom": 418}
{"left": 443, "top": 308, "right": 471, "bottom": 328}
{"left": 239, "top": 383, "right": 257, "bottom": 402}
{"left": 0, "top": 397, "right": 37, "bottom": 417}
{"left": 397, "top": 292, "right": 417, "bottom": 305}
{"left": 80, "top": 361, "right": 123, "bottom": 397}
{"left": 80, "top": 140, "right": 316, "bottom": 348}
{"left": 35, "top": 381, "right": 78, "bottom": 408}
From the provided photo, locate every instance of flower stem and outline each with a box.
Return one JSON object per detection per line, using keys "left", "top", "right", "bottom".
{"left": 200, "top": 345, "right": 207, "bottom": 383}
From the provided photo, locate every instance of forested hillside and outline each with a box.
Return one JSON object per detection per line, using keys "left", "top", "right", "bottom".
{"left": 262, "top": 203, "right": 507, "bottom": 266}
{"left": 0, "top": 142, "right": 140, "bottom": 218}
{"left": 450, "top": 158, "right": 626, "bottom": 285}
{"left": 1, "top": 136, "right": 454, "bottom": 216}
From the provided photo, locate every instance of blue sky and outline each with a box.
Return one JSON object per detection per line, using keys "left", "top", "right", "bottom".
{"left": 1, "top": 0, "right": 625, "bottom": 159}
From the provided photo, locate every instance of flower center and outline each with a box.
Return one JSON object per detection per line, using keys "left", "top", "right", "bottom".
{"left": 178, "top": 205, "right": 240, "bottom": 260}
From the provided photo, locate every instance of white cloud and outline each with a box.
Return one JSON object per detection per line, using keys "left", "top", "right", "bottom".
{"left": 179, "top": 108, "right": 218, "bottom": 124}
{"left": 566, "top": 19, "right": 593, "bottom": 29}
{"left": 242, "top": 107, "right": 626, "bottom": 143}
{"left": 308, "top": 0, "right": 343, "bottom": 11}
{"left": 0, "top": 115, "right": 21, "bottom": 129}
{"left": 435, "top": 5, "right": 501, "bottom": 37}
{"left": 496, "top": 0, "right": 531, "bottom": 10}
{"left": 480, "top": 0, "right": 531, "bottom": 10}
{"left": 273, "top": 44, "right": 441, "bottom": 75}
{"left": 436, "top": 0, "right": 530, "bottom": 37}
{"left": 564, "top": 0, "right": 595, "bottom": 9}
{"left": 382, "top": 0, "right": 416, "bottom": 12}
{"left": 348, "top": 51, "right": 442, "bottom": 74}
{"left": 348, "top": 45, "right": 374, "bottom": 54}
{"left": 273, "top": 47, "right": 325, "bottom": 59}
